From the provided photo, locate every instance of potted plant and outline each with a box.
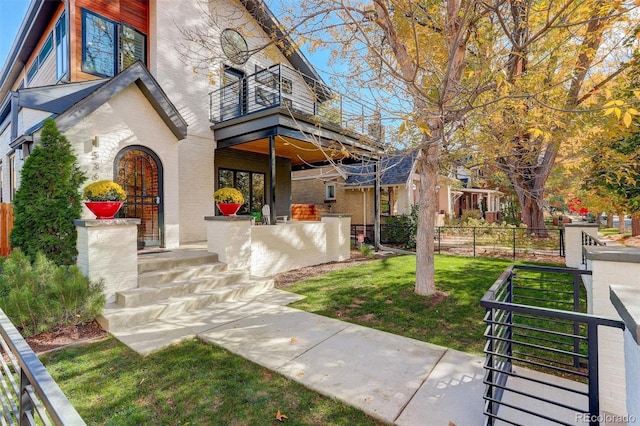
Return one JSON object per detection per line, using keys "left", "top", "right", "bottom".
{"left": 213, "top": 187, "right": 244, "bottom": 216}
{"left": 83, "top": 180, "right": 127, "bottom": 219}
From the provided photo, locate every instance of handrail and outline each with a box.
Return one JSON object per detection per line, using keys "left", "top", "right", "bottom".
{"left": 208, "top": 63, "right": 384, "bottom": 141}
{"left": 0, "top": 309, "right": 85, "bottom": 425}
{"left": 481, "top": 264, "right": 624, "bottom": 426}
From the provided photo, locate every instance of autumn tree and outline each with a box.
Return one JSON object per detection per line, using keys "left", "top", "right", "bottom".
{"left": 181, "top": 0, "right": 640, "bottom": 295}
{"left": 470, "top": 0, "right": 640, "bottom": 232}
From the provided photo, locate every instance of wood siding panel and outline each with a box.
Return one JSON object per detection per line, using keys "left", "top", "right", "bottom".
{"left": 72, "top": 0, "right": 149, "bottom": 82}
{"left": 22, "top": 3, "right": 65, "bottom": 89}
{"left": 0, "top": 203, "right": 14, "bottom": 257}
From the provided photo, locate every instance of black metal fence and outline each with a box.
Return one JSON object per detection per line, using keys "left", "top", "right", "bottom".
{"left": 351, "top": 224, "right": 566, "bottom": 259}
{"left": 0, "top": 309, "right": 85, "bottom": 425}
{"left": 481, "top": 264, "right": 624, "bottom": 425}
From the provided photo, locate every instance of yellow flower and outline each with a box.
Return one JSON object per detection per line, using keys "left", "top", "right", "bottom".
{"left": 83, "top": 180, "right": 127, "bottom": 201}
{"left": 213, "top": 187, "right": 244, "bottom": 204}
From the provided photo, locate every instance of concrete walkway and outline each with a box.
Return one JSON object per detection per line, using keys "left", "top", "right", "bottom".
{"left": 111, "top": 289, "right": 486, "bottom": 425}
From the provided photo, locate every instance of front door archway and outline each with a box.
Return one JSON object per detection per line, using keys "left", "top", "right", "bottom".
{"left": 115, "top": 146, "right": 164, "bottom": 248}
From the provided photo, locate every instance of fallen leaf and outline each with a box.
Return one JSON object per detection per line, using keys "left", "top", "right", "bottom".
{"left": 297, "top": 371, "right": 305, "bottom": 377}
{"left": 290, "top": 337, "right": 297, "bottom": 344}
{"left": 275, "top": 410, "right": 288, "bottom": 422}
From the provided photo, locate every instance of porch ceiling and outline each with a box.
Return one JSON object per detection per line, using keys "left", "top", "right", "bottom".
{"left": 229, "top": 136, "right": 352, "bottom": 166}
{"left": 212, "top": 108, "right": 381, "bottom": 167}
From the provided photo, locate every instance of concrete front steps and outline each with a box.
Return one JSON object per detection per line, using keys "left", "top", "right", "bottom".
{"left": 97, "top": 249, "right": 274, "bottom": 332}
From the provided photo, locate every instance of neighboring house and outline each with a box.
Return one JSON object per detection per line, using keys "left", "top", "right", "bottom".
{"left": 0, "top": 0, "right": 381, "bottom": 249}
{"left": 292, "top": 153, "right": 503, "bottom": 226}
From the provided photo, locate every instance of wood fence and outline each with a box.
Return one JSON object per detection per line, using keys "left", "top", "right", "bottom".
{"left": 0, "top": 203, "right": 13, "bottom": 257}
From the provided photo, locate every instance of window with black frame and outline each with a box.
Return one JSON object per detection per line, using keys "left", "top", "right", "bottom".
{"left": 218, "top": 169, "right": 265, "bottom": 215}
{"left": 81, "top": 9, "right": 146, "bottom": 77}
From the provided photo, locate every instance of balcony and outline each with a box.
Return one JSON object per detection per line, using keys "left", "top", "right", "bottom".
{"left": 208, "top": 64, "right": 384, "bottom": 148}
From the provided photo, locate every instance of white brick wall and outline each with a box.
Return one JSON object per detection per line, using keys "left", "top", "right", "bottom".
{"left": 205, "top": 216, "right": 351, "bottom": 277}
{"left": 624, "top": 328, "right": 640, "bottom": 421}
{"left": 588, "top": 252, "right": 640, "bottom": 416}
{"left": 59, "top": 84, "right": 182, "bottom": 248}
{"left": 76, "top": 219, "right": 140, "bottom": 304}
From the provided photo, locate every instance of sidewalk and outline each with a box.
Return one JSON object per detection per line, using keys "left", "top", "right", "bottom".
{"left": 110, "top": 289, "right": 486, "bottom": 425}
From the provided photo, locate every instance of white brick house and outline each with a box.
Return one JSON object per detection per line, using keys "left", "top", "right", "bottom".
{"left": 0, "top": 0, "right": 380, "bottom": 249}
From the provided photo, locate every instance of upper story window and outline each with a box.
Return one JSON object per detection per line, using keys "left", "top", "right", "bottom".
{"left": 38, "top": 33, "right": 53, "bottom": 64}
{"left": 82, "top": 9, "right": 146, "bottom": 78}
{"left": 325, "top": 182, "right": 336, "bottom": 201}
{"left": 55, "top": 12, "right": 68, "bottom": 80}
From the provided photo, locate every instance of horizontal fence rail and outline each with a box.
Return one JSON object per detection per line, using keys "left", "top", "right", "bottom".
{"left": 0, "top": 309, "right": 85, "bottom": 425}
{"left": 209, "top": 63, "right": 384, "bottom": 141}
{"left": 351, "top": 223, "right": 565, "bottom": 259}
{"left": 481, "top": 264, "right": 624, "bottom": 426}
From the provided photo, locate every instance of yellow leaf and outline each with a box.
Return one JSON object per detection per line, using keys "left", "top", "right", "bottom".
{"left": 628, "top": 108, "right": 640, "bottom": 116}
{"left": 290, "top": 337, "right": 297, "bottom": 344}
{"left": 528, "top": 128, "right": 543, "bottom": 138}
{"left": 398, "top": 121, "right": 406, "bottom": 134}
{"left": 623, "top": 111, "right": 633, "bottom": 127}
{"left": 276, "top": 410, "right": 288, "bottom": 421}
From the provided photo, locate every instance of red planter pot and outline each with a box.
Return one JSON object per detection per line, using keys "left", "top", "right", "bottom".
{"left": 216, "top": 203, "right": 242, "bottom": 216}
{"left": 85, "top": 201, "right": 124, "bottom": 219}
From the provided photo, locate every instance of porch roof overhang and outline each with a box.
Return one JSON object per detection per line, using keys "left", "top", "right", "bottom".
{"left": 212, "top": 107, "right": 382, "bottom": 168}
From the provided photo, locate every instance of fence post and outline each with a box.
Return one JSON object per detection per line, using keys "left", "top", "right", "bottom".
{"left": 512, "top": 228, "right": 516, "bottom": 260}
{"left": 437, "top": 227, "right": 441, "bottom": 254}
{"left": 473, "top": 227, "right": 476, "bottom": 257}
{"left": 587, "top": 323, "right": 600, "bottom": 426}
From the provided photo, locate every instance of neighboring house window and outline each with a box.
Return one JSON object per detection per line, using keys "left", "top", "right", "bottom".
{"left": 381, "top": 187, "right": 392, "bottom": 215}
{"left": 55, "top": 12, "right": 68, "bottom": 80}
{"left": 82, "top": 9, "right": 147, "bottom": 77}
{"left": 325, "top": 182, "right": 336, "bottom": 201}
{"left": 218, "top": 168, "right": 265, "bottom": 215}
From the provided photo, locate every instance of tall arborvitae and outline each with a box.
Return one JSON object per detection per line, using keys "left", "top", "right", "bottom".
{"left": 10, "top": 118, "right": 86, "bottom": 265}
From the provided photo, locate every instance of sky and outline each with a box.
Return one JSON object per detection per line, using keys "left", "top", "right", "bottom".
{"left": 0, "top": 0, "right": 30, "bottom": 69}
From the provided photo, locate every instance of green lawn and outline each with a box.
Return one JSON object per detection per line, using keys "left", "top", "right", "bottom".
{"left": 283, "top": 254, "right": 519, "bottom": 354}
{"left": 42, "top": 338, "right": 385, "bottom": 425}
{"left": 42, "top": 253, "right": 556, "bottom": 424}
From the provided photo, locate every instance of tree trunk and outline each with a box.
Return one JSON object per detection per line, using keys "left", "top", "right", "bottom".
{"left": 415, "top": 134, "right": 439, "bottom": 296}
{"left": 617, "top": 211, "right": 625, "bottom": 233}
{"left": 515, "top": 188, "right": 546, "bottom": 234}
{"left": 607, "top": 213, "right": 614, "bottom": 228}
{"left": 632, "top": 215, "right": 640, "bottom": 237}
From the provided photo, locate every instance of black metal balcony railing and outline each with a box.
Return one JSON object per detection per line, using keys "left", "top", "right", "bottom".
{"left": 581, "top": 231, "right": 606, "bottom": 265}
{"left": 0, "top": 308, "right": 85, "bottom": 425}
{"left": 209, "top": 64, "right": 384, "bottom": 140}
{"left": 481, "top": 264, "right": 624, "bottom": 426}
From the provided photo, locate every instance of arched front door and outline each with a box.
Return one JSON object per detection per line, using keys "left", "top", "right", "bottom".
{"left": 115, "top": 146, "right": 164, "bottom": 248}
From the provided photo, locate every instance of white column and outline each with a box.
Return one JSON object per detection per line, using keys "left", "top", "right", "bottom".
{"left": 75, "top": 218, "right": 140, "bottom": 304}
{"left": 322, "top": 214, "right": 351, "bottom": 262}
{"left": 205, "top": 216, "right": 252, "bottom": 271}
{"left": 564, "top": 223, "right": 600, "bottom": 268}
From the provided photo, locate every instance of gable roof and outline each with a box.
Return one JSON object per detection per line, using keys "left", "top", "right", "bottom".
{"left": 344, "top": 154, "right": 417, "bottom": 188}
{"left": 15, "top": 62, "right": 188, "bottom": 140}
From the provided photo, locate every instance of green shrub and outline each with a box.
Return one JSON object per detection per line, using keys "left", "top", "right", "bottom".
{"left": 0, "top": 249, "right": 104, "bottom": 336}
{"left": 11, "top": 118, "right": 86, "bottom": 265}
